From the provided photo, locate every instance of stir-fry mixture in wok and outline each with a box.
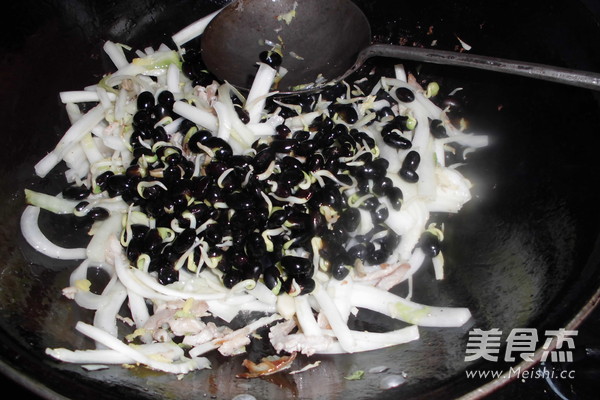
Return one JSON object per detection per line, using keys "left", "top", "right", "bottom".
{"left": 21, "top": 9, "right": 487, "bottom": 377}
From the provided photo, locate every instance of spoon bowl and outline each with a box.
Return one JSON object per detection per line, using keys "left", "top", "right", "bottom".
{"left": 200, "top": 0, "right": 370, "bottom": 92}
{"left": 201, "top": 0, "right": 600, "bottom": 93}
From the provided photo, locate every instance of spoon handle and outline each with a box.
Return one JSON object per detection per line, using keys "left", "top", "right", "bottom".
{"left": 360, "top": 44, "right": 600, "bottom": 90}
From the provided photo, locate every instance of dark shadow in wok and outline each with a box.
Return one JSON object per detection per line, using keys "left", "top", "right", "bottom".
{"left": 1, "top": 0, "right": 600, "bottom": 399}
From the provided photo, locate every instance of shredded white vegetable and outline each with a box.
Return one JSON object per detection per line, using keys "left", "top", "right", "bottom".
{"left": 22, "top": 12, "right": 489, "bottom": 378}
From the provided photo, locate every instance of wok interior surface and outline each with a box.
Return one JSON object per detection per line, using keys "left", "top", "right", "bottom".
{"left": 1, "top": 0, "right": 600, "bottom": 399}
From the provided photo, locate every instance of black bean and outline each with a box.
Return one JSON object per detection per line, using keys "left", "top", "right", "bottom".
{"left": 376, "top": 106, "right": 395, "bottom": 120}
{"left": 235, "top": 106, "right": 250, "bottom": 124}
{"left": 358, "top": 193, "right": 378, "bottom": 210}
{"left": 278, "top": 168, "right": 304, "bottom": 187}
{"left": 351, "top": 178, "right": 367, "bottom": 196}
{"left": 386, "top": 186, "right": 403, "bottom": 210}
{"left": 187, "top": 129, "right": 212, "bottom": 152}
{"left": 279, "top": 155, "right": 303, "bottom": 171}
{"left": 252, "top": 147, "right": 275, "bottom": 174}
{"left": 296, "top": 276, "right": 316, "bottom": 295}
{"left": 337, "top": 207, "right": 361, "bottom": 232}
{"left": 132, "top": 146, "right": 154, "bottom": 159}
{"left": 182, "top": 61, "right": 196, "bottom": 80}
{"left": 242, "top": 262, "right": 263, "bottom": 281}
{"left": 193, "top": 70, "right": 216, "bottom": 87}
{"left": 87, "top": 207, "right": 110, "bottom": 221}
{"left": 294, "top": 139, "right": 318, "bottom": 157}
{"left": 380, "top": 231, "right": 400, "bottom": 253}
{"left": 347, "top": 243, "right": 368, "bottom": 261}
{"left": 332, "top": 123, "right": 349, "bottom": 137}
{"left": 204, "top": 223, "right": 224, "bottom": 245}
{"left": 382, "top": 127, "right": 412, "bottom": 149}
{"left": 259, "top": 50, "right": 282, "bottom": 68}
{"left": 133, "top": 109, "right": 153, "bottom": 129}
{"left": 137, "top": 91, "right": 155, "bottom": 110}
{"left": 371, "top": 206, "right": 389, "bottom": 223}
{"left": 163, "top": 164, "right": 182, "bottom": 184}
{"left": 146, "top": 253, "right": 164, "bottom": 273}
{"left": 333, "top": 104, "right": 358, "bottom": 124}
{"left": 309, "top": 115, "right": 334, "bottom": 133}
{"left": 173, "top": 228, "right": 197, "bottom": 253}
{"left": 284, "top": 93, "right": 315, "bottom": 113}
{"left": 226, "top": 191, "right": 255, "bottom": 210}
{"left": 277, "top": 106, "right": 298, "bottom": 119}
{"left": 190, "top": 176, "right": 210, "bottom": 200}
{"left": 263, "top": 266, "right": 282, "bottom": 291}
{"left": 285, "top": 231, "right": 313, "bottom": 249}
{"left": 227, "top": 209, "right": 253, "bottom": 232}
{"left": 280, "top": 256, "right": 313, "bottom": 278}
{"left": 332, "top": 174, "right": 351, "bottom": 189}
{"left": 214, "top": 250, "right": 231, "bottom": 273}
{"left": 372, "top": 176, "right": 393, "bottom": 196}
{"left": 375, "top": 88, "right": 395, "bottom": 103}
{"left": 129, "top": 224, "right": 150, "bottom": 242}
{"left": 399, "top": 168, "right": 419, "bottom": 183}
{"left": 285, "top": 209, "right": 309, "bottom": 230}
{"left": 313, "top": 129, "right": 336, "bottom": 148}
{"left": 62, "top": 184, "right": 91, "bottom": 200}
{"left": 367, "top": 248, "right": 388, "bottom": 264}
{"left": 309, "top": 208, "right": 327, "bottom": 235}
{"left": 331, "top": 260, "right": 351, "bottom": 280}
{"left": 158, "top": 265, "right": 178, "bottom": 285}
{"left": 182, "top": 48, "right": 203, "bottom": 63}
{"left": 420, "top": 231, "right": 442, "bottom": 257}
{"left": 228, "top": 154, "right": 253, "bottom": 170}
{"left": 222, "top": 270, "right": 243, "bottom": 288}
{"left": 353, "top": 73, "right": 378, "bottom": 94}
{"left": 322, "top": 146, "right": 344, "bottom": 162}
{"left": 402, "top": 150, "right": 421, "bottom": 171}
{"left": 204, "top": 161, "right": 229, "bottom": 178}
{"left": 350, "top": 129, "right": 375, "bottom": 148}
{"left": 355, "top": 159, "right": 386, "bottom": 180}
{"left": 292, "top": 130, "right": 310, "bottom": 141}
{"left": 143, "top": 229, "right": 164, "bottom": 255}
{"left": 320, "top": 237, "right": 346, "bottom": 260}
{"left": 267, "top": 209, "right": 289, "bottom": 228}
{"left": 305, "top": 153, "right": 325, "bottom": 172}
{"left": 203, "top": 136, "right": 233, "bottom": 160}
{"left": 430, "top": 118, "right": 448, "bottom": 138}
{"left": 311, "top": 184, "right": 343, "bottom": 208}
{"left": 94, "top": 171, "right": 114, "bottom": 192}
{"left": 153, "top": 126, "right": 169, "bottom": 142}
{"left": 152, "top": 104, "right": 170, "bottom": 121}
{"left": 275, "top": 124, "right": 291, "bottom": 138}
{"left": 245, "top": 232, "right": 266, "bottom": 259}
{"left": 324, "top": 157, "right": 341, "bottom": 173}
{"left": 126, "top": 238, "right": 143, "bottom": 261}
{"left": 396, "top": 87, "right": 415, "bottom": 103}
{"left": 185, "top": 247, "right": 203, "bottom": 273}
{"left": 164, "top": 152, "right": 182, "bottom": 166}
{"left": 244, "top": 176, "right": 267, "bottom": 200}
{"left": 270, "top": 138, "right": 297, "bottom": 154}
{"left": 321, "top": 82, "right": 346, "bottom": 101}
{"left": 106, "top": 174, "right": 132, "bottom": 197}
{"left": 218, "top": 169, "right": 242, "bottom": 193}
{"left": 202, "top": 183, "right": 223, "bottom": 205}
{"left": 157, "top": 90, "right": 175, "bottom": 109}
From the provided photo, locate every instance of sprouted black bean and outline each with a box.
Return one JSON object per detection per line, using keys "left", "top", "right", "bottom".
{"left": 22, "top": 8, "right": 488, "bottom": 377}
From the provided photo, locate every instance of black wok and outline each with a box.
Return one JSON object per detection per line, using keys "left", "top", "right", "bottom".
{"left": 1, "top": 0, "right": 600, "bottom": 399}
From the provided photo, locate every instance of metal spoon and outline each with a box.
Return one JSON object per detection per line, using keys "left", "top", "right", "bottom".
{"left": 200, "top": 0, "right": 600, "bottom": 93}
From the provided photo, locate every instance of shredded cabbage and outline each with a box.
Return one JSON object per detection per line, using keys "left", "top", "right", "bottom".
{"left": 22, "top": 11, "right": 489, "bottom": 378}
